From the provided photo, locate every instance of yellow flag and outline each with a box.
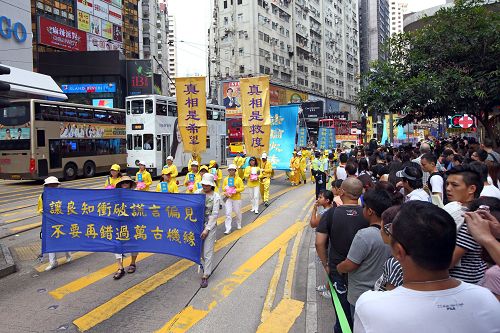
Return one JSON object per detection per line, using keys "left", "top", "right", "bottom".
{"left": 175, "top": 77, "right": 207, "bottom": 153}
{"left": 240, "top": 76, "right": 271, "bottom": 157}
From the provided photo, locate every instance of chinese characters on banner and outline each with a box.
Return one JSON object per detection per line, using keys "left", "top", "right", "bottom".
{"left": 317, "top": 127, "right": 336, "bottom": 150}
{"left": 175, "top": 77, "right": 207, "bottom": 154}
{"left": 269, "top": 105, "right": 299, "bottom": 170}
{"left": 240, "top": 76, "right": 271, "bottom": 157}
{"left": 298, "top": 127, "right": 308, "bottom": 147}
{"left": 42, "top": 188, "right": 205, "bottom": 264}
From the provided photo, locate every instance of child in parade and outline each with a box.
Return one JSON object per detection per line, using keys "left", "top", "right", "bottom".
{"left": 184, "top": 161, "right": 201, "bottom": 193}
{"left": 38, "top": 176, "right": 72, "bottom": 271}
{"left": 155, "top": 169, "right": 179, "bottom": 193}
{"left": 244, "top": 157, "right": 261, "bottom": 214}
{"left": 135, "top": 161, "right": 152, "bottom": 191}
{"left": 196, "top": 173, "right": 221, "bottom": 288}
{"left": 104, "top": 164, "right": 122, "bottom": 189}
{"left": 223, "top": 164, "right": 245, "bottom": 234}
{"left": 209, "top": 160, "right": 223, "bottom": 192}
{"left": 162, "top": 156, "right": 178, "bottom": 183}
{"left": 113, "top": 176, "right": 139, "bottom": 280}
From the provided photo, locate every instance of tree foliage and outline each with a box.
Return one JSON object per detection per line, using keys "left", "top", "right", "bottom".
{"left": 357, "top": 0, "right": 500, "bottom": 139}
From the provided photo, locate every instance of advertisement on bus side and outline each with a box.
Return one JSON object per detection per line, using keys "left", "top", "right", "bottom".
{"left": 59, "top": 123, "right": 125, "bottom": 139}
{"left": 0, "top": 127, "right": 30, "bottom": 140}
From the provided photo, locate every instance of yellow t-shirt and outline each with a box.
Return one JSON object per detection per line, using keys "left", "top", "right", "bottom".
{"left": 155, "top": 180, "right": 179, "bottom": 193}
{"left": 136, "top": 170, "right": 153, "bottom": 191}
{"left": 222, "top": 176, "right": 245, "bottom": 200}
{"left": 104, "top": 176, "right": 122, "bottom": 188}
{"left": 244, "top": 166, "right": 261, "bottom": 187}
{"left": 184, "top": 172, "right": 201, "bottom": 193}
{"left": 163, "top": 164, "right": 178, "bottom": 180}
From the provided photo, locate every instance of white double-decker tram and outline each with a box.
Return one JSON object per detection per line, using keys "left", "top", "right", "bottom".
{"left": 125, "top": 95, "right": 227, "bottom": 176}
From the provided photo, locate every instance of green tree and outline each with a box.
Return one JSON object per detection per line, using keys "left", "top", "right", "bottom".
{"left": 358, "top": 0, "right": 500, "bottom": 141}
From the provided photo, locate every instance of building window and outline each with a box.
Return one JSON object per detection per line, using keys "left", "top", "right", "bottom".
{"left": 238, "top": 0, "right": 243, "bottom": 3}
{"left": 239, "top": 65, "right": 245, "bottom": 73}
{"left": 224, "top": 0, "right": 227, "bottom": 9}
{"left": 238, "top": 13, "right": 243, "bottom": 22}
{"left": 239, "top": 47, "right": 244, "bottom": 55}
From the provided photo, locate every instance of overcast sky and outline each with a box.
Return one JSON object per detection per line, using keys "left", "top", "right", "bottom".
{"left": 168, "top": 0, "right": 446, "bottom": 77}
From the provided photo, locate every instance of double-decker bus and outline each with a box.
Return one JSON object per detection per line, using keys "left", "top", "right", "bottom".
{"left": 0, "top": 99, "right": 126, "bottom": 180}
{"left": 125, "top": 95, "right": 226, "bottom": 176}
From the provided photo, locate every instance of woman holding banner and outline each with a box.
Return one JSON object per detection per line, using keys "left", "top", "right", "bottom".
{"left": 113, "top": 176, "right": 139, "bottom": 280}
{"left": 196, "top": 173, "right": 221, "bottom": 288}
{"left": 244, "top": 157, "right": 261, "bottom": 214}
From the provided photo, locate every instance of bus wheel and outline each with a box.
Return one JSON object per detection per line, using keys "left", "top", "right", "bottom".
{"left": 83, "top": 161, "right": 96, "bottom": 178}
{"left": 63, "top": 163, "right": 78, "bottom": 181}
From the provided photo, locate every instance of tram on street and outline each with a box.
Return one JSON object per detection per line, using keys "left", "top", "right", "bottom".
{"left": 0, "top": 99, "right": 126, "bottom": 180}
{"left": 125, "top": 94, "right": 227, "bottom": 176}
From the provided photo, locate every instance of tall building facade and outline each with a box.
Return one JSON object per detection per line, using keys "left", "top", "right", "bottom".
{"left": 359, "top": 0, "right": 390, "bottom": 74}
{"left": 167, "top": 15, "right": 177, "bottom": 96}
{"left": 139, "top": 0, "right": 169, "bottom": 94}
{"left": 123, "top": 0, "right": 140, "bottom": 59}
{"left": 208, "top": 0, "right": 360, "bottom": 104}
{"left": 389, "top": 0, "right": 407, "bottom": 35}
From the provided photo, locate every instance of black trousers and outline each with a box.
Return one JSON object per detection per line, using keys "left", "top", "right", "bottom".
{"left": 314, "top": 171, "right": 326, "bottom": 199}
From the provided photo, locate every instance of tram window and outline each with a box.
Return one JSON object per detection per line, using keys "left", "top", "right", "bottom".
{"left": 145, "top": 99, "right": 153, "bottom": 114}
{"left": 219, "top": 110, "right": 225, "bottom": 121}
{"left": 127, "top": 134, "right": 133, "bottom": 150}
{"left": 207, "top": 108, "right": 213, "bottom": 120}
{"left": 126, "top": 101, "right": 131, "bottom": 115}
{"left": 131, "top": 100, "right": 143, "bottom": 114}
{"left": 167, "top": 104, "right": 177, "bottom": 116}
{"left": 212, "top": 110, "right": 219, "bottom": 120}
{"left": 156, "top": 102, "right": 168, "bottom": 116}
{"left": 156, "top": 135, "right": 161, "bottom": 151}
{"left": 206, "top": 135, "right": 211, "bottom": 148}
{"left": 143, "top": 134, "right": 153, "bottom": 150}
{"left": 133, "top": 135, "right": 142, "bottom": 150}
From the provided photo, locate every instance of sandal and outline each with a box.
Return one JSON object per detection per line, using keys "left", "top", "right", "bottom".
{"left": 127, "top": 264, "right": 136, "bottom": 274}
{"left": 113, "top": 268, "right": 125, "bottom": 280}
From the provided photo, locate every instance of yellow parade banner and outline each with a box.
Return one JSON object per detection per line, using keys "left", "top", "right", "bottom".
{"left": 240, "top": 76, "right": 271, "bottom": 157}
{"left": 175, "top": 77, "right": 207, "bottom": 154}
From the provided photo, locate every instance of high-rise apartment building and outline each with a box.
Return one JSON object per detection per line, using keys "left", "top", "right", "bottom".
{"left": 123, "top": 0, "right": 140, "bottom": 59}
{"left": 208, "top": 0, "right": 360, "bottom": 104}
{"left": 389, "top": 0, "right": 407, "bottom": 35}
{"left": 167, "top": 15, "right": 177, "bottom": 96}
{"left": 359, "top": 0, "right": 390, "bottom": 74}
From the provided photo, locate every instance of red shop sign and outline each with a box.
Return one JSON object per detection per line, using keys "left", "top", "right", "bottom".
{"left": 38, "top": 16, "right": 87, "bottom": 51}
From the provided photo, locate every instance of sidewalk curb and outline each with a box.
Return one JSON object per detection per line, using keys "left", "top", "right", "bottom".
{"left": 0, "top": 243, "right": 16, "bottom": 278}
{"left": 305, "top": 228, "right": 318, "bottom": 333}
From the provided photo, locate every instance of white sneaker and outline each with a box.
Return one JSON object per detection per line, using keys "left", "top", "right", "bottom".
{"left": 65, "top": 253, "right": 72, "bottom": 262}
{"left": 45, "top": 262, "right": 58, "bottom": 271}
{"left": 237, "top": 224, "right": 241, "bottom": 230}
{"left": 255, "top": 210, "right": 259, "bottom": 214}
{"left": 224, "top": 230, "right": 231, "bottom": 235}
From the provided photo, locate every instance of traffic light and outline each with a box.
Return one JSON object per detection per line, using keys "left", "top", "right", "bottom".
{"left": 0, "top": 64, "right": 11, "bottom": 108}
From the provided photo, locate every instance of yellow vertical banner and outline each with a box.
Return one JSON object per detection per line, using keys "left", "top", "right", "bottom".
{"left": 240, "top": 76, "right": 271, "bottom": 157}
{"left": 175, "top": 77, "right": 207, "bottom": 154}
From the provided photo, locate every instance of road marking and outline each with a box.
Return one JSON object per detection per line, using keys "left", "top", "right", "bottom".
{"left": 0, "top": 204, "right": 34, "bottom": 214}
{"left": 261, "top": 244, "right": 287, "bottom": 323}
{"left": 256, "top": 298, "right": 304, "bottom": 333}
{"left": 47, "top": 187, "right": 296, "bottom": 299}
{"left": 35, "top": 252, "right": 93, "bottom": 272}
{"left": 1, "top": 208, "right": 35, "bottom": 217}
{"left": 283, "top": 229, "right": 303, "bottom": 299}
{"left": 4, "top": 214, "right": 36, "bottom": 224}
{"left": 10, "top": 221, "right": 41, "bottom": 233}
{"left": 155, "top": 221, "right": 307, "bottom": 333}
{"left": 72, "top": 202, "right": 293, "bottom": 332}
{"left": 0, "top": 182, "right": 105, "bottom": 203}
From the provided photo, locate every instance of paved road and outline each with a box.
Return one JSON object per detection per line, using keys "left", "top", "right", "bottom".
{"left": 0, "top": 173, "right": 336, "bottom": 333}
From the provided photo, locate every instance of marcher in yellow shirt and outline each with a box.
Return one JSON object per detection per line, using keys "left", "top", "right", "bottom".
{"left": 222, "top": 164, "right": 245, "bottom": 234}
{"left": 135, "top": 161, "right": 152, "bottom": 191}
{"left": 156, "top": 168, "right": 179, "bottom": 193}
{"left": 289, "top": 151, "right": 300, "bottom": 186}
{"left": 234, "top": 152, "right": 245, "bottom": 179}
{"left": 184, "top": 161, "right": 201, "bottom": 193}
{"left": 162, "top": 155, "right": 178, "bottom": 183}
{"left": 209, "top": 160, "right": 223, "bottom": 192}
{"left": 187, "top": 153, "right": 202, "bottom": 172}
{"left": 298, "top": 151, "right": 307, "bottom": 184}
{"left": 104, "top": 164, "right": 122, "bottom": 188}
{"left": 260, "top": 153, "right": 273, "bottom": 206}
{"left": 244, "top": 157, "right": 261, "bottom": 214}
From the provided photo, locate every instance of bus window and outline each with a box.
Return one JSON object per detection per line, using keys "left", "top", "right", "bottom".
{"left": 133, "top": 135, "right": 142, "bottom": 150}
{"left": 78, "top": 139, "right": 95, "bottom": 154}
{"left": 38, "top": 104, "right": 60, "bottom": 121}
{"left": 108, "top": 111, "right": 121, "bottom": 124}
{"left": 168, "top": 104, "right": 177, "bottom": 116}
{"left": 127, "top": 134, "right": 133, "bottom": 150}
{"left": 95, "top": 139, "right": 110, "bottom": 155}
{"left": 94, "top": 111, "right": 108, "bottom": 123}
{"left": 156, "top": 135, "right": 161, "bottom": 151}
{"left": 145, "top": 99, "right": 153, "bottom": 114}
{"left": 156, "top": 102, "right": 168, "bottom": 116}
{"left": 0, "top": 102, "right": 30, "bottom": 126}
{"left": 131, "top": 100, "right": 143, "bottom": 114}
{"left": 119, "top": 139, "right": 127, "bottom": 154}
{"left": 77, "top": 109, "right": 93, "bottom": 120}
{"left": 60, "top": 107, "right": 78, "bottom": 122}
{"left": 143, "top": 134, "right": 153, "bottom": 150}
{"left": 37, "top": 130, "right": 45, "bottom": 147}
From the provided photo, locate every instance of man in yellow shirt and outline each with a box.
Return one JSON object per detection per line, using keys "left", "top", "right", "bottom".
{"left": 136, "top": 161, "right": 152, "bottom": 191}
{"left": 162, "top": 156, "right": 178, "bottom": 183}
{"left": 260, "top": 153, "right": 273, "bottom": 206}
{"left": 222, "top": 164, "right": 245, "bottom": 234}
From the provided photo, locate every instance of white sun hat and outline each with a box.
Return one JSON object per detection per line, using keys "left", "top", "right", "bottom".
{"left": 43, "top": 176, "right": 60, "bottom": 186}
{"left": 200, "top": 173, "right": 216, "bottom": 187}
{"left": 167, "top": 156, "right": 174, "bottom": 161}
{"left": 261, "top": 153, "right": 268, "bottom": 159}
{"left": 191, "top": 160, "right": 199, "bottom": 166}
{"left": 138, "top": 161, "right": 146, "bottom": 166}
{"left": 228, "top": 164, "right": 237, "bottom": 170}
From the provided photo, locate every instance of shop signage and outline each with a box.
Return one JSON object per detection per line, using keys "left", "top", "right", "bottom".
{"left": 0, "top": 16, "right": 28, "bottom": 42}
{"left": 77, "top": 0, "right": 93, "bottom": 15}
{"left": 61, "top": 83, "right": 117, "bottom": 94}
{"left": 87, "top": 33, "right": 122, "bottom": 51}
{"left": 93, "top": 0, "right": 109, "bottom": 20}
{"left": 108, "top": 5, "right": 122, "bottom": 26}
{"left": 38, "top": 16, "right": 87, "bottom": 51}
{"left": 77, "top": 10, "right": 90, "bottom": 32}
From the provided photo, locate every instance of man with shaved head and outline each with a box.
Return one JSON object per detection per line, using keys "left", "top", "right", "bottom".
{"left": 412, "top": 142, "right": 432, "bottom": 185}
{"left": 316, "top": 177, "right": 369, "bottom": 332}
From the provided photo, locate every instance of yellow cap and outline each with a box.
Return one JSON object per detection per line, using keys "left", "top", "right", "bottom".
{"left": 110, "top": 164, "right": 121, "bottom": 171}
{"left": 199, "top": 165, "right": 209, "bottom": 172}
{"left": 209, "top": 160, "right": 216, "bottom": 168}
{"left": 161, "top": 168, "right": 172, "bottom": 175}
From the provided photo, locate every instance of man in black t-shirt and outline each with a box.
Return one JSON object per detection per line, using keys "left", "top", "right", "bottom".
{"left": 316, "top": 177, "right": 368, "bottom": 332}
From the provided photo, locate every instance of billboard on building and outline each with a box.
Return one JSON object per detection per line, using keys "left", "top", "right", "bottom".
{"left": 76, "top": 0, "right": 93, "bottom": 15}
{"left": 269, "top": 85, "right": 308, "bottom": 105}
{"left": 108, "top": 5, "right": 122, "bottom": 26}
{"left": 222, "top": 81, "right": 241, "bottom": 117}
{"left": 38, "top": 16, "right": 87, "bottom": 52}
{"left": 87, "top": 33, "right": 122, "bottom": 51}
{"left": 93, "top": 0, "right": 109, "bottom": 20}
{"left": 127, "top": 60, "right": 154, "bottom": 96}
{"left": 112, "top": 25, "right": 122, "bottom": 42}
{"left": 90, "top": 15, "right": 101, "bottom": 36}
{"left": 102, "top": 20, "right": 113, "bottom": 40}
{"left": 77, "top": 10, "right": 90, "bottom": 32}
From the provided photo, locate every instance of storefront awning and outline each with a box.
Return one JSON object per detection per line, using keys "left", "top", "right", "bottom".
{"left": 0, "top": 64, "right": 67, "bottom": 101}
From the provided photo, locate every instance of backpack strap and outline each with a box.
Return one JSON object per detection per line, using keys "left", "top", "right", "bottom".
{"left": 488, "top": 153, "right": 498, "bottom": 163}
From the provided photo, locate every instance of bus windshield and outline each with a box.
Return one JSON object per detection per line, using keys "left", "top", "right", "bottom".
{"left": 0, "top": 103, "right": 31, "bottom": 150}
